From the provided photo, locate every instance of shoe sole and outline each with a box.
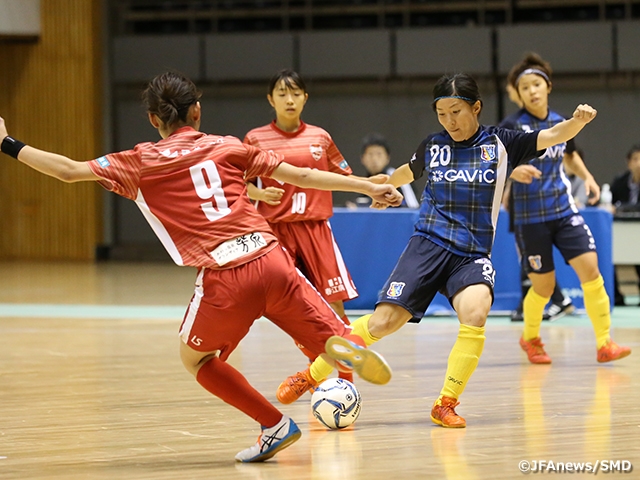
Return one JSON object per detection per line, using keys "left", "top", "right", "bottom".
{"left": 430, "top": 415, "right": 466, "bottom": 428}
{"left": 597, "top": 349, "right": 632, "bottom": 363}
{"left": 237, "top": 428, "right": 302, "bottom": 463}
{"left": 325, "top": 336, "right": 392, "bottom": 385}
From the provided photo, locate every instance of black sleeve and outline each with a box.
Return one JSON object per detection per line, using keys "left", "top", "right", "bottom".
{"left": 495, "top": 127, "right": 543, "bottom": 168}
{"left": 409, "top": 138, "right": 429, "bottom": 180}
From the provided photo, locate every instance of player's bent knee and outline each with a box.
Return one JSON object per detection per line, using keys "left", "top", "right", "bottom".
{"left": 179, "top": 340, "right": 219, "bottom": 377}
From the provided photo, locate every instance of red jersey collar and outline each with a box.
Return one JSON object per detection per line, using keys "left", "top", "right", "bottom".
{"left": 269, "top": 119, "right": 307, "bottom": 138}
{"left": 168, "top": 126, "right": 198, "bottom": 137}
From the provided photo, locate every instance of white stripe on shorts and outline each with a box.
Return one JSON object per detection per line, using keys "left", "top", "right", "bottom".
{"left": 327, "top": 220, "right": 358, "bottom": 299}
{"left": 179, "top": 267, "right": 205, "bottom": 344}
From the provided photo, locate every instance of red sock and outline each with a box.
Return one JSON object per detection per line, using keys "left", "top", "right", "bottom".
{"left": 341, "top": 314, "right": 351, "bottom": 326}
{"left": 196, "top": 357, "right": 282, "bottom": 427}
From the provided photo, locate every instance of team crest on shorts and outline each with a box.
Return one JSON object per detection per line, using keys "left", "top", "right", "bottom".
{"left": 528, "top": 255, "right": 543, "bottom": 271}
{"left": 387, "top": 282, "right": 406, "bottom": 298}
{"left": 480, "top": 145, "right": 496, "bottom": 162}
{"left": 309, "top": 144, "right": 323, "bottom": 161}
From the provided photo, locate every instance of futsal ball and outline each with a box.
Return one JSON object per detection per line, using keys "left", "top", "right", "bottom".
{"left": 311, "top": 378, "right": 362, "bottom": 429}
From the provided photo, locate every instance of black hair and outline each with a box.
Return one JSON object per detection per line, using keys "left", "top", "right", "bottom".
{"left": 361, "top": 133, "right": 390, "bottom": 155}
{"left": 431, "top": 73, "right": 483, "bottom": 113}
{"left": 142, "top": 71, "right": 202, "bottom": 127}
{"left": 508, "top": 52, "right": 553, "bottom": 89}
{"left": 626, "top": 144, "right": 640, "bottom": 161}
{"left": 268, "top": 69, "right": 307, "bottom": 95}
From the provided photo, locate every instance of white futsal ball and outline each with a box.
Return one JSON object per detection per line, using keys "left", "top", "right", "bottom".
{"left": 311, "top": 378, "right": 362, "bottom": 429}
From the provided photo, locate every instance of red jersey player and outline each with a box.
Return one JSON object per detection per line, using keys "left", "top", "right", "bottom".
{"left": 0, "top": 72, "right": 402, "bottom": 463}
{"left": 245, "top": 70, "right": 385, "bottom": 391}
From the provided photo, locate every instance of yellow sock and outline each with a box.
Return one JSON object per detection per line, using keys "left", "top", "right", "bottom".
{"left": 309, "top": 356, "right": 334, "bottom": 383}
{"left": 309, "top": 314, "right": 381, "bottom": 382}
{"left": 439, "top": 324, "right": 485, "bottom": 400}
{"left": 582, "top": 275, "right": 611, "bottom": 349}
{"left": 350, "top": 314, "right": 380, "bottom": 346}
{"left": 523, "top": 288, "right": 550, "bottom": 341}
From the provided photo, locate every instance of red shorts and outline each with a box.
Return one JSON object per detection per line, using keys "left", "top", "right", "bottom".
{"left": 178, "top": 246, "right": 350, "bottom": 358}
{"left": 269, "top": 220, "right": 358, "bottom": 303}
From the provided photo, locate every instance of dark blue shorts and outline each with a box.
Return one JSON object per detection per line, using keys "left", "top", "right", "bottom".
{"left": 515, "top": 213, "right": 596, "bottom": 274}
{"left": 376, "top": 235, "right": 496, "bottom": 322}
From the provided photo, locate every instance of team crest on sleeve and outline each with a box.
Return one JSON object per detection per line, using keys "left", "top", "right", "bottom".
{"left": 339, "top": 159, "right": 349, "bottom": 170}
{"left": 309, "top": 144, "right": 323, "bottom": 161}
{"left": 386, "top": 282, "right": 406, "bottom": 298}
{"left": 528, "top": 255, "right": 543, "bottom": 271}
{"left": 480, "top": 145, "right": 496, "bottom": 162}
{"left": 96, "top": 156, "right": 111, "bottom": 168}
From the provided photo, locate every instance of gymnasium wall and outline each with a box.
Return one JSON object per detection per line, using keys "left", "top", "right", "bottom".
{"left": 0, "top": 0, "right": 103, "bottom": 260}
{"left": 109, "top": 22, "right": 640, "bottom": 253}
{"left": 3, "top": 5, "right": 640, "bottom": 260}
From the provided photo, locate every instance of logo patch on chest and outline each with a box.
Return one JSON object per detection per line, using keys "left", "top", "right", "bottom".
{"left": 480, "top": 145, "right": 496, "bottom": 162}
{"left": 309, "top": 144, "right": 323, "bottom": 161}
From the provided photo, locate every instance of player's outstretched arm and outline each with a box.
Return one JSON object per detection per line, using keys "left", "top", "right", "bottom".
{"left": 246, "top": 182, "right": 284, "bottom": 205}
{"left": 536, "top": 104, "right": 597, "bottom": 150}
{"left": 270, "top": 162, "right": 403, "bottom": 207}
{"left": 388, "top": 164, "right": 414, "bottom": 188}
{"left": 0, "top": 116, "right": 100, "bottom": 183}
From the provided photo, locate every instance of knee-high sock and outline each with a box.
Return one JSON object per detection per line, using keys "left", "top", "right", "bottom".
{"left": 439, "top": 324, "right": 485, "bottom": 400}
{"left": 196, "top": 357, "right": 282, "bottom": 427}
{"left": 523, "top": 288, "right": 550, "bottom": 341}
{"left": 350, "top": 314, "right": 380, "bottom": 346}
{"left": 309, "top": 314, "right": 380, "bottom": 382}
{"left": 582, "top": 275, "right": 611, "bottom": 348}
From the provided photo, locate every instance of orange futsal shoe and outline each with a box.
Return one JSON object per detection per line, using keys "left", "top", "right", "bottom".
{"left": 431, "top": 396, "right": 466, "bottom": 428}
{"left": 597, "top": 340, "right": 632, "bottom": 363}
{"left": 276, "top": 368, "right": 320, "bottom": 405}
{"left": 519, "top": 336, "right": 552, "bottom": 364}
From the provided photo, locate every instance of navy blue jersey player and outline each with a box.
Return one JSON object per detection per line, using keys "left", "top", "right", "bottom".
{"left": 277, "top": 72, "right": 599, "bottom": 428}
{"left": 501, "top": 53, "right": 631, "bottom": 366}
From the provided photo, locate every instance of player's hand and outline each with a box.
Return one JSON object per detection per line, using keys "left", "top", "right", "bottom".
{"left": 510, "top": 164, "right": 541, "bottom": 184}
{"left": 367, "top": 173, "right": 390, "bottom": 184}
{"left": 260, "top": 186, "right": 285, "bottom": 205}
{"left": 585, "top": 177, "right": 600, "bottom": 204}
{"left": 572, "top": 104, "right": 597, "bottom": 124}
{"left": 370, "top": 200, "right": 389, "bottom": 210}
{"left": 368, "top": 184, "right": 403, "bottom": 208}
{"left": 0, "top": 116, "right": 8, "bottom": 140}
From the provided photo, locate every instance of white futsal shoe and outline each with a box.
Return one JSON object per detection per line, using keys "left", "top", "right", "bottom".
{"left": 235, "top": 415, "right": 301, "bottom": 463}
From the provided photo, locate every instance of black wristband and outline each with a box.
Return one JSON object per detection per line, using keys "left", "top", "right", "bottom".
{"left": 1, "top": 136, "right": 26, "bottom": 159}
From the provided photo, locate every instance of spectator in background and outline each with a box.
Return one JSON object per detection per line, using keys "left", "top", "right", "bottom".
{"left": 346, "top": 133, "right": 420, "bottom": 209}
{"left": 610, "top": 144, "right": 640, "bottom": 306}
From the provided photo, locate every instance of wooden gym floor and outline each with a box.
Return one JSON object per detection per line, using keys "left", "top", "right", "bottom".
{"left": 0, "top": 261, "right": 638, "bottom": 480}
